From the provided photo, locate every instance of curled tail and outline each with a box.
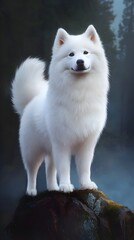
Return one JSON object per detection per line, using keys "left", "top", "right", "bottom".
{"left": 11, "top": 58, "right": 48, "bottom": 115}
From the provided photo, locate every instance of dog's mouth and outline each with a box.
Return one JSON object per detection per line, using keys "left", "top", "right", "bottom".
{"left": 71, "top": 66, "right": 90, "bottom": 73}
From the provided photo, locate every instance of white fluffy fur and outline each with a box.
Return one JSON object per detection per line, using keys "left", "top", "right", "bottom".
{"left": 12, "top": 25, "right": 109, "bottom": 195}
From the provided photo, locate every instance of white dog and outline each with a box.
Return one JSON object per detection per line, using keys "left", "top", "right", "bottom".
{"left": 12, "top": 25, "right": 109, "bottom": 195}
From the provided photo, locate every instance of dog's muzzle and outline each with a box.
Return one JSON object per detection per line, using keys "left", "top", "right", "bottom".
{"left": 76, "top": 59, "right": 86, "bottom": 71}
{"left": 71, "top": 59, "right": 90, "bottom": 73}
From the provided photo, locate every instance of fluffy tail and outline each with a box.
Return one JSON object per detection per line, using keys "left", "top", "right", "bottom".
{"left": 11, "top": 58, "right": 48, "bottom": 115}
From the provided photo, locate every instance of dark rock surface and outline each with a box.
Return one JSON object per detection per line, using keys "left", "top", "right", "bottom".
{"left": 6, "top": 190, "right": 134, "bottom": 240}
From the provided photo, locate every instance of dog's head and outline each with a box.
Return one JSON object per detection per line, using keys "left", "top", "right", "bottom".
{"left": 51, "top": 25, "right": 105, "bottom": 75}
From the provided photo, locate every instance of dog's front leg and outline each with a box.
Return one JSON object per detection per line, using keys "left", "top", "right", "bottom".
{"left": 75, "top": 138, "right": 98, "bottom": 190}
{"left": 52, "top": 143, "right": 74, "bottom": 192}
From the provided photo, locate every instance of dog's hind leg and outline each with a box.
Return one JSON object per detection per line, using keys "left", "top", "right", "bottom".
{"left": 25, "top": 155, "right": 43, "bottom": 196}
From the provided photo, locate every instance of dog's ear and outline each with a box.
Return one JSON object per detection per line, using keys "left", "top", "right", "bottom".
{"left": 84, "top": 25, "right": 99, "bottom": 43}
{"left": 56, "top": 28, "right": 69, "bottom": 46}
{"left": 53, "top": 28, "right": 69, "bottom": 53}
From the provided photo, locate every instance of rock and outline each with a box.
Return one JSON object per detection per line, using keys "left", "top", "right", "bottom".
{"left": 7, "top": 190, "right": 134, "bottom": 240}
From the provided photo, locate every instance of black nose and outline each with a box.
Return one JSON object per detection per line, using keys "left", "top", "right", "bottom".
{"left": 76, "top": 59, "right": 84, "bottom": 66}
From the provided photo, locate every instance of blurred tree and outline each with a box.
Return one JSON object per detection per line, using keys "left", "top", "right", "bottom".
{"left": 0, "top": 0, "right": 45, "bottom": 165}
{"left": 118, "top": 0, "right": 134, "bottom": 140}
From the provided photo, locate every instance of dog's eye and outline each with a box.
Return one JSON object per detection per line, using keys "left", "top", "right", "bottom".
{"left": 83, "top": 51, "right": 88, "bottom": 55}
{"left": 69, "top": 52, "right": 75, "bottom": 57}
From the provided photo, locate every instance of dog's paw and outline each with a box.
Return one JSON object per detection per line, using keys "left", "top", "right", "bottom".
{"left": 59, "top": 183, "right": 74, "bottom": 193}
{"left": 48, "top": 184, "right": 60, "bottom": 191}
{"left": 81, "top": 181, "right": 98, "bottom": 190}
{"left": 26, "top": 188, "right": 37, "bottom": 196}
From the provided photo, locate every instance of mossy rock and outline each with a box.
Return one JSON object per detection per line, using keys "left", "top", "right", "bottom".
{"left": 7, "top": 190, "right": 134, "bottom": 240}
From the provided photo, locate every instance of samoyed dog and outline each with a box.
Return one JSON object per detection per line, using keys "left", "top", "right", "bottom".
{"left": 12, "top": 25, "right": 109, "bottom": 195}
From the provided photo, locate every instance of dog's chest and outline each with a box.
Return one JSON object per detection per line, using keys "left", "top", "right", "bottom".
{"left": 47, "top": 82, "right": 107, "bottom": 146}
{"left": 52, "top": 93, "right": 105, "bottom": 142}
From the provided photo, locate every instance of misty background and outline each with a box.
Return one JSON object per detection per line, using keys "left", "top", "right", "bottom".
{"left": 0, "top": 0, "right": 134, "bottom": 233}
